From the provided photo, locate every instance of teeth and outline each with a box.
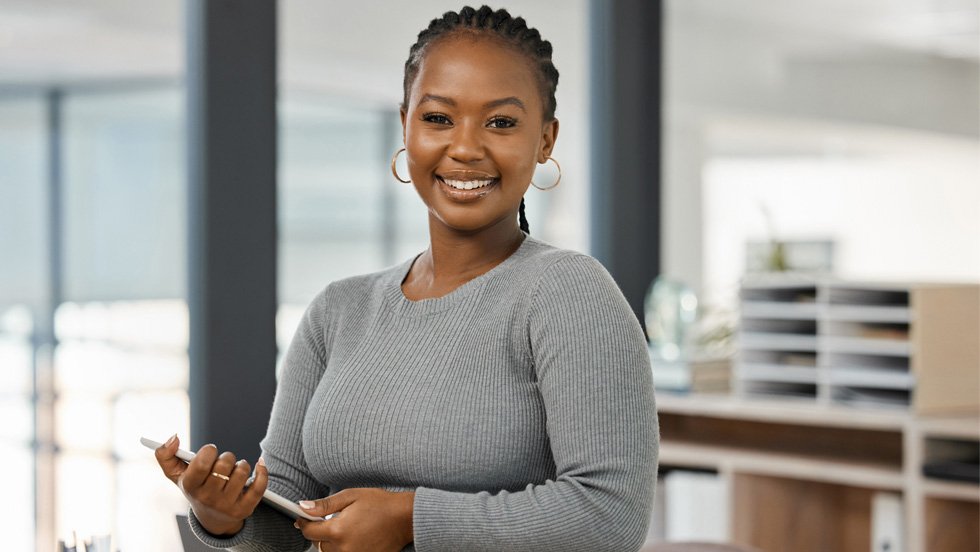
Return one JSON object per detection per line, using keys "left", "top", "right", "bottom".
{"left": 443, "top": 179, "right": 495, "bottom": 190}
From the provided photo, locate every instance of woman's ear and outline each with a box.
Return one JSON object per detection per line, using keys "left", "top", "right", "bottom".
{"left": 538, "top": 118, "right": 559, "bottom": 163}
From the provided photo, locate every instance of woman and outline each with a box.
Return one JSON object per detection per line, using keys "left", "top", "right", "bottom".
{"left": 155, "top": 6, "right": 658, "bottom": 551}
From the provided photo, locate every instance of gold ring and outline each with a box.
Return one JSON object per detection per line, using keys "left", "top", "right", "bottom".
{"left": 211, "top": 472, "right": 230, "bottom": 481}
{"left": 317, "top": 542, "right": 324, "bottom": 552}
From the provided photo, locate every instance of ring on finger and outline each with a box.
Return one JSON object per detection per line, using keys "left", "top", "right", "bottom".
{"left": 211, "top": 472, "right": 231, "bottom": 481}
{"left": 317, "top": 542, "right": 324, "bottom": 552}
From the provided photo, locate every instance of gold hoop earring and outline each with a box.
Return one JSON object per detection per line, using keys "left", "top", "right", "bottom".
{"left": 391, "top": 148, "right": 411, "bottom": 183}
{"left": 530, "top": 156, "right": 561, "bottom": 191}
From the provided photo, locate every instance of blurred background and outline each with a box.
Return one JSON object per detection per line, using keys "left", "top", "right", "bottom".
{"left": 0, "top": 0, "right": 976, "bottom": 551}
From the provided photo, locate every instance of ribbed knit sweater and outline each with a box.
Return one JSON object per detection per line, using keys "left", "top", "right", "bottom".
{"left": 189, "top": 236, "right": 659, "bottom": 551}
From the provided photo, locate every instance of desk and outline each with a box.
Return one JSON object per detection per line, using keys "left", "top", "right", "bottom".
{"left": 656, "top": 393, "right": 979, "bottom": 552}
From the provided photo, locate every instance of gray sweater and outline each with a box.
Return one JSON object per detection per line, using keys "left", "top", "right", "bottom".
{"left": 189, "top": 236, "right": 659, "bottom": 551}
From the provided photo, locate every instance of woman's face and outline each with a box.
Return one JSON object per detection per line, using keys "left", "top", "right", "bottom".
{"left": 401, "top": 35, "right": 558, "bottom": 235}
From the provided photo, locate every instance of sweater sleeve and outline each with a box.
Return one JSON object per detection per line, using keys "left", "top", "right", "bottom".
{"left": 188, "top": 287, "right": 334, "bottom": 552}
{"left": 412, "top": 254, "right": 659, "bottom": 552}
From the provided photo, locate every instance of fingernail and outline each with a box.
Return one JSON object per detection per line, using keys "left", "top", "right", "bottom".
{"left": 293, "top": 522, "right": 299, "bottom": 529}
{"left": 165, "top": 434, "right": 177, "bottom": 447}
{"left": 299, "top": 500, "right": 315, "bottom": 510}
{"left": 258, "top": 457, "right": 266, "bottom": 467}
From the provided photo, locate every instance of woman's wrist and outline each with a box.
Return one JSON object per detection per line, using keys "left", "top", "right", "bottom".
{"left": 398, "top": 491, "right": 416, "bottom": 545}
{"left": 193, "top": 507, "right": 245, "bottom": 537}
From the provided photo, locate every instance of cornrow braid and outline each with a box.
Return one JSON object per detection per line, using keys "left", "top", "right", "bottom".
{"left": 519, "top": 198, "right": 529, "bottom": 234}
{"left": 402, "top": 5, "right": 559, "bottom": 120}
{"left": 402, "top": 6, "right": 558, "bottom": 235}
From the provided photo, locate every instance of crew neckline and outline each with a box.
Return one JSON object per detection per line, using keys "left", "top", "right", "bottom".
{"left": 386, "top": 234, "right": 539, "bottom": 316}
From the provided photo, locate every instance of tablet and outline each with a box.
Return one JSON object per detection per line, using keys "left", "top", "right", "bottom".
{"left": 140, "top": 436, "right": 333, "bottom": 522}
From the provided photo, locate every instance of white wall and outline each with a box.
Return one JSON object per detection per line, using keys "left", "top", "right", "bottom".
{"left": 703, "top": 140, "right": 980, "bottom": 306}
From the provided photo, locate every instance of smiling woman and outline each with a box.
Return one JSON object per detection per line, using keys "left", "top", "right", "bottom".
{"left": 399, "top": 32, "right": 558, "bottom": 300}
{"left": 154, "top": 5, "right": 659, "bottom": 552}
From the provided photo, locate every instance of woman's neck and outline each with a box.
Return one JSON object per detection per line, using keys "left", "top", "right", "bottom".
{"left": 402, "top": 218, "right": 526, "bottom": 301}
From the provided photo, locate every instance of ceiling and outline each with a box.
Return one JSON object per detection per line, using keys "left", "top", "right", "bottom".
{"left": 0, "top": 0, "right": 975, "bottom": 93}
{"left": 673, "top": 0, "right": 979, "bottom": 60}
{"left": 0, "top": 0, "right": 580, "bottom": 101}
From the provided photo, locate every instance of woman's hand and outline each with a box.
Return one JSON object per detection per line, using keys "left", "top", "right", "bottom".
{"left": 295, "top": 488, "right": 414, "bottom": 552}
{"left": 154, "top": 434, "right": 268, "bottom": 537}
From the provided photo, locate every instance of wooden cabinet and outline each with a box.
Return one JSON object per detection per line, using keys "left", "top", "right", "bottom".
{"left": 656, "top": 394, "right": 979, "bottom": 552}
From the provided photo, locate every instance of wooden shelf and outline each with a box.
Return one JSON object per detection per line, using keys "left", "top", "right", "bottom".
{"left": 740, "top": 332, "right": 818, "bottom": 351}
{"left": 822, "top": 336, "right": 912, "bottom": 356}
{"left": 740, "top": 363, "right": 818, "bottom": 383}
{"left": 916, "top": 416, "right": 980, "bottom": 439}
{"left": 660, "top": 440, "right": 905, "bottom": 491}
{"left": 741, "top": 300, "right": 820, "bottom": 319}
{"left": 825, "top": 304, "right": 911, "bottom": 323}
{"left": 922, "top": 479, "right": 980, "bottom": 502}
{"left": 656, "top": 392, "right": 909, "bottom": 431}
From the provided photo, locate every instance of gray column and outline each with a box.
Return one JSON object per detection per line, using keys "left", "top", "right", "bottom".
{"left": 186, "top": 0, "right": 278, "bottom": 462}
{"left": 589, "top": 0, "right": 663, "bottom": 328}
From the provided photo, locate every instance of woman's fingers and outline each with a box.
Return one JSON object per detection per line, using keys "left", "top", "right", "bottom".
{"left": 295, "top": 490, "right": 357, "bottom": 542}
{"left": 180, "top": 444, "right": 219, "bottom": 490}
{"left": 295, "top": 489, "right": 415, "bottom": 551}
{"left": 158, "top": 442, "right": 263, "bottom": 537}
{"left": 201, "top": 451, "right": 238, "bottom": 492}
{"left": 227, "top": 459, "right": 251, "bottom": 493}
{"left": 296, "top": 517, "right": 341, "bottom": 545}
{"left": 240, "top": 457, "right": 268, "bottom": 509}
{"left": 299, "top": 490, "right": 357, "bottom": 517}
{"left": 153, "top": 434, "right": 187, "bottom": 485}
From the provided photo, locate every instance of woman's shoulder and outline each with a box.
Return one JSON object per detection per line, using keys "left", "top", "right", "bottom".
{"left": 515, "top": 237, "right": 631, "bottom": 315}
{"left": 519, "top": 236, "right": 615, "bottom": 286}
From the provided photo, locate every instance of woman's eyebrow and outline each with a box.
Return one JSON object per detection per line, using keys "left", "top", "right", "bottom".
{"left": 417, "top": 94, "right": 526, "bottom": 113}
{"left": 484, "top": 97, "right": 525, "bottom": 112}
{"left": 418, "top": 93, "right": 456, "bottom": 107}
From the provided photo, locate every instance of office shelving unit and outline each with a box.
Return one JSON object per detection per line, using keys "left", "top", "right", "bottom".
{"left": 736, "top": 278, "right": 979, "bottom": 413}
{"left": 654, "top": 278, "right": 978, "bottom": 551}
{"left": 738, "top": 281, "right": 821, "bottom": 401}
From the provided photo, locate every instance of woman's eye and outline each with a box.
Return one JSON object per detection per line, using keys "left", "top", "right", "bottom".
{"left": 423, "top": 113, "right": 451, "bottom": 125}
{"left": 487, "top": 117, "right": 516, "bottom": 129}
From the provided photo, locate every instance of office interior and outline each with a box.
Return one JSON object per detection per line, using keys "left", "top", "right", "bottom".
{"left": 0, "top": 0, "right": 977, "bottom": 551}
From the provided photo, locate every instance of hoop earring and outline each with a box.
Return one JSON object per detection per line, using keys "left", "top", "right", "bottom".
{"left": 391, "top": 148, "right": 411, "bottom": 183}
{"left": 530, "top": 156, "right": 561, "bottom": 191}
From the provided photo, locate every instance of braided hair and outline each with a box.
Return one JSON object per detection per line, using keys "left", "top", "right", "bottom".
{"left": 402, "top": 5, "right": 559, "bottom": 234}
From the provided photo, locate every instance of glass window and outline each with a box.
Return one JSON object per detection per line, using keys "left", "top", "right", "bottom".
{"left": 29, "top": 87, "right": 188, "bottom": 551}
{"left": 278, "top": 97, "right": 399, "bottom": 307}
{"left": 62, "top": 90, "right": 185, "bottom": 302}
{"left": 0, "top": 94, "right": 46, "bottom": 552}
{"left": 277, "top": 96, "right": 416, "bottom": 349}
{"left": 0, "top": 96, "right": 47, "bottom": 308}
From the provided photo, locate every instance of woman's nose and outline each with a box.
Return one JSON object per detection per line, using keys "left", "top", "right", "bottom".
{"left": 447, "top": 122, "right": 484, "bottom": 162}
